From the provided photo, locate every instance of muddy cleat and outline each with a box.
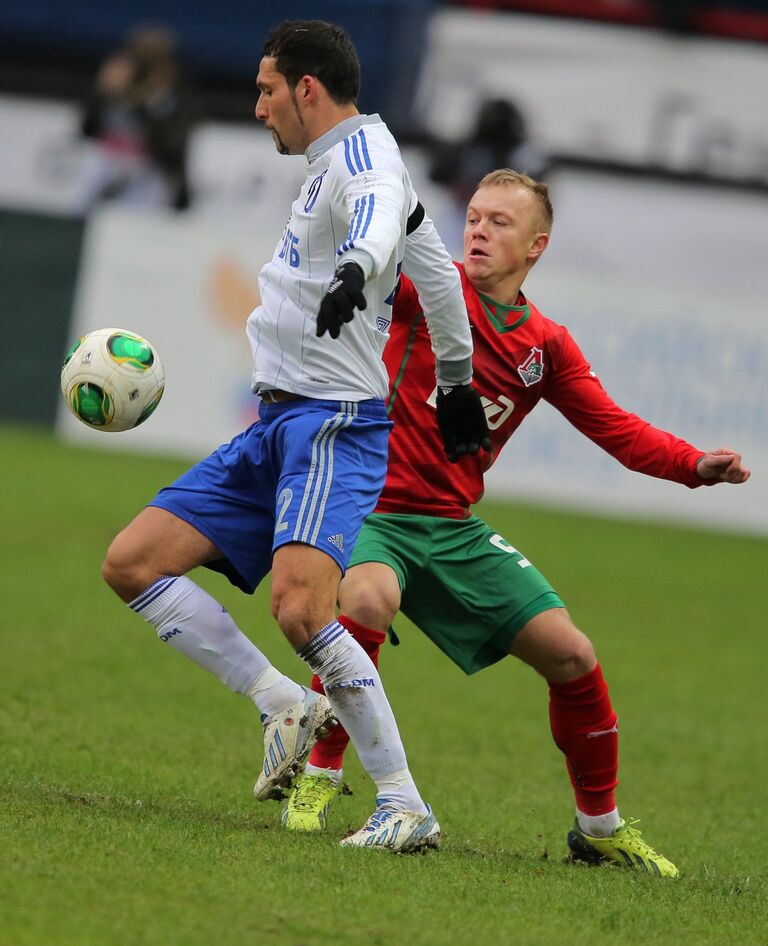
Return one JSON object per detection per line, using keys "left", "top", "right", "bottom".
{"left": 567, "top": 818, "right": 679, "bottom": 877}
{"left": 340, "top": 803, "right": 441, "bottom": 853}
{"left": 253, "top": 689, "right": 336, "bottom": 801}
{"left": 281, "top": 773, "right": 340, "bottom": 832}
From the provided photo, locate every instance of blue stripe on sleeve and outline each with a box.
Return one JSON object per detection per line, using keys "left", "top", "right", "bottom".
{"left": 343, "top": 138, "right": 356, "bottom": 176}
{"left": 338, "top": 197, "right": 362, "bottom": 254}
{"left": 350, "top": 134, "right": 365, "bottom": 174}
{"left": 352, "top": 195, "right": 368, "bottom": 242}
{"left": 358, "top": 129, "right": 372, "bottom": 170}
{"left": 359, "top": 193, "right": 375, "bottom": 239}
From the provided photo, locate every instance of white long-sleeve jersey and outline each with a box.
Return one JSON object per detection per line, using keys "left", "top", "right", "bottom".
{"left": 247, "top": 113, "right": 472, "bottom": 401}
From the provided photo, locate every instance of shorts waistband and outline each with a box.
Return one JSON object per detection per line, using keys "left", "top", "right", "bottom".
{"left": 257, "top": 396, "right": 388, "bottom": 420}
{"left": 259, "top": 389, "right": 301, "bottom": 403}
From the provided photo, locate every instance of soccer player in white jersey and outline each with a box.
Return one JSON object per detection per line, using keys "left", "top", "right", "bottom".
{"left": 101, "top": 20, "right": 490, "bottom": 852}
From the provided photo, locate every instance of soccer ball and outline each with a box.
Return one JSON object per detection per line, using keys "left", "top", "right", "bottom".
{"left": 60, "top": 328, "right": 165, "bottom": 432}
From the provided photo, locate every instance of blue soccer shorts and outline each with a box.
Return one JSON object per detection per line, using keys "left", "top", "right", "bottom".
{"left": 149, "top": 398, "right": 391, "bottom": 594}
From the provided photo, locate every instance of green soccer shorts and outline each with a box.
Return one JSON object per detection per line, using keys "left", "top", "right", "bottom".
{"left": 348, "top": 512, "right": 564, "bottom": 674}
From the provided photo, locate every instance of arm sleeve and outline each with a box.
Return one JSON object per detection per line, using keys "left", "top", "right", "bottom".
{"left": 546, "top": 328, "right": 710, "bottom": 488}
{"left": 401, "top": 209, "right": 473, "bottom": 385}
{"left": 333, "top": 147, "right": 406, "bottom": 280}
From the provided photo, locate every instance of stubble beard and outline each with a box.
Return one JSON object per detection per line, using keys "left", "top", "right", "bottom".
{"left": 272, "top": 129, "right": 290, "bottom": 155}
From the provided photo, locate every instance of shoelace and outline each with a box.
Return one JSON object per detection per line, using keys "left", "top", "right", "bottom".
{"left": 292, "top": 778, "right": 335, "bottom": 812}
{"left": 361, "top": 807, "right": 399, "bottom": 833}
{"left": 620, "top": 819, "right": 644, "bottom": 842}
{"left": 616, "top": 819, "right": 666, "bottom": 860}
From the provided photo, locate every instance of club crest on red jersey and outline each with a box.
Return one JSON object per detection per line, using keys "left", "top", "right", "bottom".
{"left": 517, "top": 347, "right": 544, "bottom": 387}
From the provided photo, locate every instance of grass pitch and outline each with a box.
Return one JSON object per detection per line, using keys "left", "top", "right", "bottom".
{"left": 2, "top": 424, "right": 766, "bottom": 946}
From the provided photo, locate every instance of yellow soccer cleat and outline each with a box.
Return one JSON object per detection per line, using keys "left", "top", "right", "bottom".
{"left": 281, "top": 773, "right": 340, "bottom": 832}
{"left": 567, "top": 819, "right": 679, "bottom": 877}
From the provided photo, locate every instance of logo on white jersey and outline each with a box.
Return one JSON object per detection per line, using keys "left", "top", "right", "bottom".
{"left": 517, "top": 347, "right": 544, "bottom": 387}
{"left": 376, "top": 316, "right": 391, "bottom": 333}
{"left": 304, "top": 170, "right": 327, "bottom": 213}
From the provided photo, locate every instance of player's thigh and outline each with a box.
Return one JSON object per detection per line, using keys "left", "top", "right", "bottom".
{"left": 111, "top": 505, "right": 220, "bottom": 565}
{"left": 148, "top": 424, "right": 277, "bottom": 594}
{"left": 103, "top": 506, "right": 221, "bottom": 598}
{"left": 509, "top": 608, "right": 596, "bottom": 682}
{"left": 401, "top": 516, "right": 563, "bottom": 675}
{"left": 344, "top": 512, "right": 433, "bottom": 628}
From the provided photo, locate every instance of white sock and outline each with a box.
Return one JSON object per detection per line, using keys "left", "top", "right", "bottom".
{"left": 375, "top": 769, "right": 423, "bottom": 811}
{"left": 577, "top": 807, "right": 622, "bottom": 838}
{"left": 304, "top": 763, "right": 342, "bottom": 785}
{"left": 130, "top": 575, "right": 303, "bottom": 714}
{"left": 246, "top": 665, "right": 306, "bottom": 718}
{"left": 298, "top": 621, "right": 426, "bottom": 814}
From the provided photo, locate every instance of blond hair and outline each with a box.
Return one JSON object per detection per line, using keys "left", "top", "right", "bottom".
{"left": 476, "top": 169, "right": 553, "bottom": 233}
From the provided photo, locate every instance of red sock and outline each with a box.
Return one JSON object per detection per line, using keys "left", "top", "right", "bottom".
{"left": 548, "top": 663, "right": 619, "bottom": 816}
{"left": 307, "top": 615, "right": 387, "bottom": 771}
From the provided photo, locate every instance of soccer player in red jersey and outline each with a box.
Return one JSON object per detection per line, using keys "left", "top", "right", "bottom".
{"left": 282, "top": 170, "right": 750, "bottom": 869}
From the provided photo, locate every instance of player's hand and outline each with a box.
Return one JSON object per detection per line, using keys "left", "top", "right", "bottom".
{"left": 435, "top": 384, "right": 491, "bottom": 463}
{"left": 316, "top": 262, "right": 367, "bottom": 339}
{"left": 696, "top": 448, "right": 751, "bottom": 484}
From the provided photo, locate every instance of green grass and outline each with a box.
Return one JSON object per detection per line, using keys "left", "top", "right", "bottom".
{"left": 1, "top": 423, "right": 766, "bottom": 946}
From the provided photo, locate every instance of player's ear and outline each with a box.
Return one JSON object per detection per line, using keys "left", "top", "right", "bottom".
{"left": 298, "top": 74, "right": 319, "bottom": 106}
{"left": 528, "top": 231, "right": 549, "bottom": 264}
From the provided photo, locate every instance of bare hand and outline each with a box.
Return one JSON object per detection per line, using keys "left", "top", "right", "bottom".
{"left": 696, "top": 448, "right": 750, "bottom": 484}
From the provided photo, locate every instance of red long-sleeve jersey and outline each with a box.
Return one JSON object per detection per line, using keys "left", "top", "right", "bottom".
{"left": 379, "top": 264, "right": 709, "bottom": 519}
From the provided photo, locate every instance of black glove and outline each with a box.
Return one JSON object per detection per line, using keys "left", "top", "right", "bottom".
{"left": 435, "top": 384, "right": 491, "bottom": 463}
{"left": 316, "top": 262, "right": 367, "bottom": 339}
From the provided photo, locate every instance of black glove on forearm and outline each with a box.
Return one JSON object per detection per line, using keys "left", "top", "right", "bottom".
{"left": 316, "top": 261, "right": 367, "bottom": 339}
{"left": 435, "top": 384, "right": 492, "bottom": 463}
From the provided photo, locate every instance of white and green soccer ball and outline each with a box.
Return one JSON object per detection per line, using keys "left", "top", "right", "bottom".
{"left": 60, "top": 328, "right": 165, "bottom": 432}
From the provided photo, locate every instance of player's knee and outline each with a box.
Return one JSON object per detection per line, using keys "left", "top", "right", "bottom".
{"left": 271, "top": 581, "right": 334, "bottom": 644}
{"left": 345, "top": 591, "right": 396, "bottom": 633}
{"left": 541, "top": 628, "right": 596, "bottom": 682}
{"left": 557, "top": 630, "right": 597, "bottom": 680}
{"left": 271, "top": 590, "right": 302, "bottom": 634}
{"left": 101, "top": 533, "right": 155, "bottom": 603}
{"left": 512, "top": 609, "right": 597, "bottom": 682}
{"left": 339, "top": 577, "right": 397, "bottom": 633}
{"left": 101, "top": 545, "right": 133, "bottom": 601}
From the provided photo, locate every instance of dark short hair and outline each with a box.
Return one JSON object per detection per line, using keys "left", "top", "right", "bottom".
{"left": 262, "top": 20, "right": 360, "bottom": 105}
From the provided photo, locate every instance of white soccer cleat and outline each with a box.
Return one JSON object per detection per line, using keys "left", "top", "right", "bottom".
{"left": 253, "top": 689, "right": 336, "bottom": 801}
{"left": 340, "top": 802, "right": 441, "bottom": 853}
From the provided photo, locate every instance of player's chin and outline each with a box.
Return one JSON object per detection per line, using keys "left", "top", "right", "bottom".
{"left": 464, "top": 256, "right": 492, "bottom": 277}
{"left": 272, "top": 131, "right": 290, "bottom": 155}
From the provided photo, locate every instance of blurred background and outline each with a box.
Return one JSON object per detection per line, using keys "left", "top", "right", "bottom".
{"left": 2, "top": 0, "right": 766, "bottom": 532}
